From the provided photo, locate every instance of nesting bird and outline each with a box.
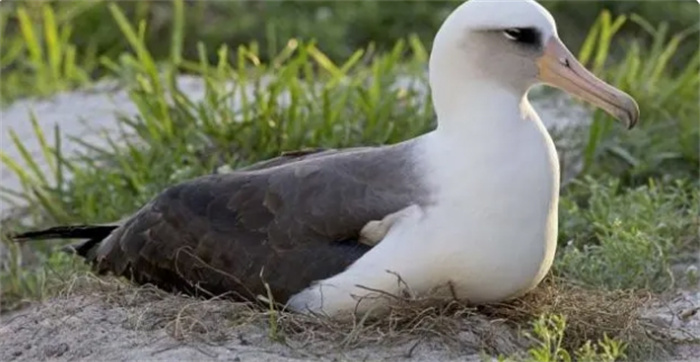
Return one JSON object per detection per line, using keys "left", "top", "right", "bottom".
{"left": 13, "top": 0, "right": 638, "bottom": 318}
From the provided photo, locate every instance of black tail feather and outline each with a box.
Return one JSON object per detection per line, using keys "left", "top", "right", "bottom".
{"left": 11, "top": 225, "right": 117, "bottom": 242}
{"left": 10, "top": 224, "right": 118, "bottom": 259}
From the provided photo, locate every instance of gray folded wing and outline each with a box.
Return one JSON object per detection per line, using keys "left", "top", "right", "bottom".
{"left": 91, "top": 140, "right": 427, "bottom": 303}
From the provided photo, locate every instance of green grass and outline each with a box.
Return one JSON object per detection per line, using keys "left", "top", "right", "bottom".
{"left": 498, "top": 314, "right": 627, "bottom": 362}
{"left": 556, "top": 176, "right": 699, "bottom": 292}
{"left": 0, "top": 2, "right": 99, "bottom": 103}
{"left": 1, "top": 1, "right": 698, "bottom": 360}
{"left": 576, "top": 11, "right": 699, "bottom": 184}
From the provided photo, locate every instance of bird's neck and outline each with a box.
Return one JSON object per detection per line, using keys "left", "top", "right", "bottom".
{"left": 418, "top": 80, "right": 558, "bottom": 210}
{"left": 431, "top": 80, "right": 530, "bottom": 139}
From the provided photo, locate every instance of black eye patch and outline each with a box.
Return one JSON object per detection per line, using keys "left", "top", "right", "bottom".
{"left": 503, "top": 27, "right": 541, "bottom": 47}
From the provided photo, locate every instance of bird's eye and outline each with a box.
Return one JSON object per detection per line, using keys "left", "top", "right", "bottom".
{"left": 503, "top": 27, "right": 540, "bottom": 46}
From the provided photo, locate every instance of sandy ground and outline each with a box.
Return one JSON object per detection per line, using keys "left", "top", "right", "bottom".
{"left": 1, "top": 297, "right": 480, "bottom": 362}
{"left": 0, "top": 300, "right": 488, "bottom": 362}
{"left": 0, "top": 281, "right": 698, "bottom": 362}
{"left": 646, "top": 290, "right": 700, "bottom": 362}
{"left": 0, "top": 278, "right": 520, "bottom": 362}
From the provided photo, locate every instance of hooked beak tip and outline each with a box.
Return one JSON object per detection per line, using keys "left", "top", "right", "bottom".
{"left": 537, "top": 37, "right": 641, "bottom": 131}
{"left": 619, "top": 96, "right": 640, "bottom": 130}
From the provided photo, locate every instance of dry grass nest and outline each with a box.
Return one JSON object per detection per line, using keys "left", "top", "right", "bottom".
{"left": 2, "top": 271, "right": 677, "bottom": 360}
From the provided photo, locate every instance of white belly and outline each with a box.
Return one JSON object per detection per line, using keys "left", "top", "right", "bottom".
{"left": 411, "top": 118, "right": 560, "bottom": 302}
{"left": 422, "top": 179, "right": 559, "bottom": 302}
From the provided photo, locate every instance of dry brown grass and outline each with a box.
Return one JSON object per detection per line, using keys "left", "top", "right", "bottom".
{"left": 8, "top": 270, "right": 673, "bottom": 361}
{"left": 479, "top": 277, "right": 666, "bottom": 356}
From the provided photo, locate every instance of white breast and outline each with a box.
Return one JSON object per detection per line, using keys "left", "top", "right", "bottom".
{"left": 414, "top": 104, "right": 560, "bottom": 302}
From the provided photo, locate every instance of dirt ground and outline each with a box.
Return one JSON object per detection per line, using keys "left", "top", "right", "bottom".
{"left": 1, "top": 276, "right": 699, "bottom": 362}
{"left": 0, "top": 280, "right": 515, "bottom": 362}
{"left": 2, "top": 297, "right": 471, "bottom": 362}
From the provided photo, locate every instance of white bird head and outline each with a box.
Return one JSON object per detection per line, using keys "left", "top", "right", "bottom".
{"left": 429, "top": 0, "right": 639, "bottom": 129}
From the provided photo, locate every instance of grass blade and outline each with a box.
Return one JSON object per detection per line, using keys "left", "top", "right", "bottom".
{"left": 29, "top": 112, "right": 57, "bottom": 177}
{"left": 43, "top": 4, "right": 61, "bottom": 85}
{"left": 8, "top": 129, "right": 50, "bottom": 187}
{"left": 17, "top": 6, "right": 45, "bottom": 85}
{"left": 170, "top": 0, "right": 184, "bottom": 65}
{"left": 0, "top": 151, "right": 34, "bottom": 192}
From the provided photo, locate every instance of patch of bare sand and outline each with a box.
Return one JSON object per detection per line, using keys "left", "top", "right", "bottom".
{"left": 4, "top": 295, "right": 475, "bottom": 362}
{"left": 4, "top": 274, "right": 698, "bottom": 362}
{"left": 0, "top": 276, "right": 517, "bottom": 362}
{"left": 642, "top": 289, "right": 700, "bottom": 362}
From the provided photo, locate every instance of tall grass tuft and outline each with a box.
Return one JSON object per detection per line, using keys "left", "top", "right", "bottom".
{"left": 0, "top": 2, "right": 100, "bottom": 103}
{"left": 576, "top": 11, "right": 699, "bottom": 183}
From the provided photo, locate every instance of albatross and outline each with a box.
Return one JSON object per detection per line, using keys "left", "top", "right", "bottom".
{"left": 12, "top": 0, "right": 638, "bottom": 317}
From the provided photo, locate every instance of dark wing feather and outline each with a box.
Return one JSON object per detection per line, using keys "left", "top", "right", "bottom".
{"left": 87, "top": 140, "right": 424, "bottom": 303}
